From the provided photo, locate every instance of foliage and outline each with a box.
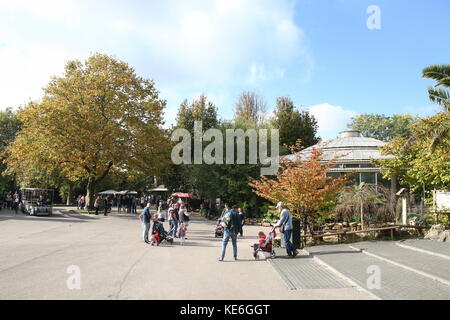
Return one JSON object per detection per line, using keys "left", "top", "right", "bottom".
{"left": 0, "top": 108, "right": 21, "bottom": 194}
{"left": 5, "top": 53, "right": 170, "bottom": 207}
{"left": 335, "top": 183, "right": 392, "bottom": 224}
{"left": 376, "top": 112, "right": 450, "bottom": 193}
{"left": 175, "top": 94, "right": 218, "bottom": 132}
{"left": 272, "top": 96, "right": 319, "bottom": 154}
{"left": 424, "top": 213, "right": 450, "bottom": 229}
{"left": 347, "top": 113, "right": 417, "bottom": 141}
{"left": 234, "top": 91, "right": 266, "bottom": 123}
{"left": 423, "top": 64, "right": 450, "bottom": 112}
{"left": 249, "top": 141, "right": 349, "bottom": 220}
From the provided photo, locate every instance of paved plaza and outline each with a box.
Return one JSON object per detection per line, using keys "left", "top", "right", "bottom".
{"left": 0, "top": 208, "right": 449, "bottom": 300}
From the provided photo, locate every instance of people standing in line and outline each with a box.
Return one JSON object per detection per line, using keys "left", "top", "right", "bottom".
{"left": 218, "top": 204, "right": 242, "bottom": 262}
{"left": 139, "top": 203, "right": 152, "bottom": 244}
{"left": 94, "top": 195, "right": 101, "bottom": 215}
{"left": 272, "top": 202, "right": 298, "bottom": 258}
{"left": 238, "top": 208, "right": 245, "bottom": 237}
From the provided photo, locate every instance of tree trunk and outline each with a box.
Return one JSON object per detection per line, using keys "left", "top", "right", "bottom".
{"left": 360, "top": 198, "right": 364, "bottom": 230}
{"left": 390, "top": 174, "right": 397, "bottom": 214}
{"left": 85, "top": 178, "right": 96, "bottom": 210}
{"left": 66, "top": 183, "right": 73, "bottom": 206}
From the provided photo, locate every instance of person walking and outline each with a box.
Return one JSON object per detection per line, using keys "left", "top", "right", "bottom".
{"left": 238, "top": 208, "right": 245, "bottom": 237}
{"left": 169, "top": 203, "right": 179, "bottom": 237}
{"left": 103, "top": 196, "right": 109, "bottom": 216}
{"left": 272, "top": 202, "right": 298, "bottom": 258}
{"left": 94, "top": 195, "right": 101, "bottom": 215}
{"left": 139, "top": 203, "right": 152, "bottom": 244}
{"left": 218, "top": 204, "right": 242, "bottom": 262}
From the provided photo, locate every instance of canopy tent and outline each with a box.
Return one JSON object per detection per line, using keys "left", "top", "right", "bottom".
{"left": 116, "top": 190, "right": 138, "bottom": 195}
{"left": 149, "top": 185, "right": 168, "bottom": 192}
{"left": 98, "top": 190, "right": 119, "bottom": 195}
{"left": 172, "top": 192, "right": 195, "bottom": 198}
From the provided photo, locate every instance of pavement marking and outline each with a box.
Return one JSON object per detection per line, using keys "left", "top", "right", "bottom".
{"left": 268, "top": 257, "right": 353, "bottom": 290}
{"left": 348, "top": 245, "right": 450, "bottom": 287}
{"left": 395, "top": 241, "right": 450, "bottom": 261}
{"left": 310, "top": 254, "right": 381, "bottom": 300}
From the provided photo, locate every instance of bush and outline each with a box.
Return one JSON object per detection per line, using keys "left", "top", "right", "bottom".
{"left": 424, "top": 213, "right": 450, "bottom": 229}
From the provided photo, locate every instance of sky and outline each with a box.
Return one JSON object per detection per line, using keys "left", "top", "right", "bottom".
{"left": 0, "top": 0, "right": 449, "bottom": 140}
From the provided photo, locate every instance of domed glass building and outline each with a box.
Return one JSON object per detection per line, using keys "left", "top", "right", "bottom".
{"left": 284, "top": 130, "right": 393, "bottom": 187}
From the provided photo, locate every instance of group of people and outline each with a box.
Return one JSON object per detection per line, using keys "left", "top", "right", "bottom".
{"left": 218, "top": 201, "right": 298, "bottom": 261}
{"left": 0, "top": 192, "right": 21, "bottom": 214}
{"left": 139, "top": 201, "right": 191, "bottom": 246}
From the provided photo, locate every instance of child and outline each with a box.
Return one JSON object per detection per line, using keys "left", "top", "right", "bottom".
{"left": 179, "top": 223, "right": 187, "bottom": 245}
{"left": 253, "top": 231, "right": 270, "bottom": 258}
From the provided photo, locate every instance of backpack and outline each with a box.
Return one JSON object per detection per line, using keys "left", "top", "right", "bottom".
{"left": 221, "top": 210, "right": 234, "bottom": 230}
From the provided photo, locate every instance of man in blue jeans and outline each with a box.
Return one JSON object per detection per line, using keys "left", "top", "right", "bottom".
{"left": 139, "top": 203, "right": 152, "bottom": 243}
{"left": 273, "top": 202, "right": 298, "bottom": 258}
{"left": 218, "top": 204, "right": 242, "bottom": 261}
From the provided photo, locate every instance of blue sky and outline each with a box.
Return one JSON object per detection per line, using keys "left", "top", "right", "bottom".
{"left": 0, "top": 0, "right": 449, "bottom": 139}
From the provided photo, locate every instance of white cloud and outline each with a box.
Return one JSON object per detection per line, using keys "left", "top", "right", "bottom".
{"left": 308, "top": 103, "right": 357, "bottom": 140}
{"left": 0, "top": 0, "right": 314, "bottom": 117}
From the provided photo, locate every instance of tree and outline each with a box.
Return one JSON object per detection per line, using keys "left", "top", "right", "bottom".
{"left": 347, "top": 113, "right": 417, "bottom": 141}
{"left": 0, "top": 108, "right": 21, "bottom": 194}
{"left": 423, "top": 64, "right": 450, "bottom": 112}
{"left": 234, "top": 91, "right": 266, "bottom": 123}
{"left": 376, "top": 112, "right": 450, "bottom": 194}
{"left": 272, "top": 96, "right": 319, "bottom": 154}
{"left": 5, "top": 53, "right": 170, "bottom": 208}
{"left": 249, "top": 141, "right": 349, "bottom": 225}
{"left": 335, "top": 183, "right": 391, "bottom": 228}
{"left": 421, "top": 64, "right": 450, "bottom": 152}
{"left": 175, "top": 94, "right": 218, "bottom": 132}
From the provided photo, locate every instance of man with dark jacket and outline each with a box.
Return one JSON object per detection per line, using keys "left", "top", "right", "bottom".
{"left": 218, "top": 204, "right": 242, "bottom": 261}
{"left": 139, "top": 203, "right": 152, "bottom": 243}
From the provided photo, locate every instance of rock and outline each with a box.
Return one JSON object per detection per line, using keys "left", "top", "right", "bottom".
{"left": 438, "top": 230, "right": 450, "bottom": 242}
{"left": 343, "top": 221, "right": 349, "bottom": 227}
{"left": 424, "top": 224, "right": 447, "bottom": 242}
{"left": 333, "top": 223, "right": 343, "bottom": 230}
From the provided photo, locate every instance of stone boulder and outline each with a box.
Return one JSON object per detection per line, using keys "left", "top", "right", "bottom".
{"left": 424, "top": 224, "right": 449, "bottom": 242}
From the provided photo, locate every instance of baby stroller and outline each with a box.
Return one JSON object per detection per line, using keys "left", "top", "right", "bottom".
{"left": 254, "top": 230, "right": 277, "bottom": 260}
{"left": 150, "top": 221, "right": 174, "bottom": 246}
{"left": 150, "top": 230, "right": 174, "bottom": 246}
{"left": 215, "top": 218, "right": 224, "bottom": 238}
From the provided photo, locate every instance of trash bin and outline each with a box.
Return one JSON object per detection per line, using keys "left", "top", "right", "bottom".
{"left": 292, "top": 218, "right": 301, "bottom": 249}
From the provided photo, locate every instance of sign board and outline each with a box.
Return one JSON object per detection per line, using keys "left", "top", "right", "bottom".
{"left": 434, "top": 190, "right": 450, "bottom": 212}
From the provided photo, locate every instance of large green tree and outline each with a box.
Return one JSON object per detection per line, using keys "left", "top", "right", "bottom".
{"left": 347, "top": 113, "right": 417, "bottom": 142}
{"left": 6, "top": 53, "right": 171, "bottom": 208}
{"left": 0, "top": 108, "right": 21, "bottom": 194}
{"left": 272, "top": 96, "right": 319, "bottom": 154}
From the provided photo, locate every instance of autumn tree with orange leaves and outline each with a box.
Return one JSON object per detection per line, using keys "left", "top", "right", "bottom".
{"left": 249, "top": 141, "right": 349, "bottom": 226}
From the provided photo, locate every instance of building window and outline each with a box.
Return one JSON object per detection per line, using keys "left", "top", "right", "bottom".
{"left": 361, "top": 172, "right": 376, "bottom": 184}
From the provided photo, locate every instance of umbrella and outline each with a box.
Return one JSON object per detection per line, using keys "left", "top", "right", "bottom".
{"left": 98, "top": 190, "right": 119, "bottom": 195}
{"left": 172, "top": 192, "right": 195, "bottom": 198}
